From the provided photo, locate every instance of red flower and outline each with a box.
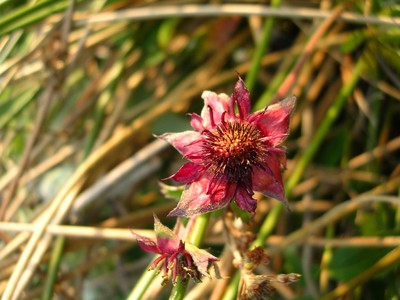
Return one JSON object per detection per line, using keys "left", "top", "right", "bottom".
{"left": 159, "top": 76, "right": 295, "bottom": 217}
{"left": 131, "top": 215, "right": 218, "bottom": 285}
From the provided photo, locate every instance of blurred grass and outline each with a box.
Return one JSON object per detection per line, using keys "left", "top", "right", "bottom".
{"left": 0, "top": 1, "right": 399, "bottom": 300}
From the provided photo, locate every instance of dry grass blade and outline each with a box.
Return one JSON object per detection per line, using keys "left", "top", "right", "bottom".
{"left": 0, "top": 80, "right": 55, "bottom": 220}
{"left": 0, "top": 222, "right": 154, "bottom": 241}
{"left": 81, "top": 4, "right": 400, "bottom": 26}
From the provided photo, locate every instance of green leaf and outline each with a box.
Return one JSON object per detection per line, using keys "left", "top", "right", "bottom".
{"left": 0, "top": 88, "right": 38, "bottom": 130}
{"left": 0, "top": 0, "right": 69, "bottom": 36}
{"left": 327, "top": 247, "right": 393, "bottom": 281}
{"left": 315, "top": 126, "right": 346, "bottom": 167}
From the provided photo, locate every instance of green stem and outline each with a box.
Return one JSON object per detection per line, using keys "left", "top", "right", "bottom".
{"left": 245, "top": 0, "right": 282, "bottom": 92}
{"left": 221, "top": 271, "right": 241, "bottom": 300}
{"left": 42, "top": 236, "right": 65, "bottom": 300}
{"left": 189, "top": 212, "right": 211, "bottom": 246}
{"left": 168, "top": 276, "right": 186, "bottom": 300}
{"left": 169, "top": 213, "right": 211, "bottom": 300}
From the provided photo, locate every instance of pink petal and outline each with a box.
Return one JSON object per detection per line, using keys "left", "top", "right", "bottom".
{"left": 131, "top": 231, "right": 160, "bottom": 254}
{"left": 268, "top": 147, "right": 287, "bottom": 168}
{"left": 153, "top": 215, "right": 181, "bottom": 254}
{"left": 166, "top": 162, "right": 202, "bottom": 184}
{"left": 251, "top": 96, "right": 296, "bottom": 146}
{"left": 253, "top": 161, "right": 285, "bottom": 200}
{"left": 232, "top": 76, "right": 250, "bottom": 120}
{"left": 234, "top": 186, "right": 257, "bottom": 214}
{"left": 252, "top": 163, "right": 289, "bottom": 209}
{"left": 200, "top": 91, "right": 230, "bottom": 129}
{"left": 205, "top": 175, "right": 225, "bottom": 196}
{"left": 189, "top": 113, "right": 204, "bottom": 132}
{"left": 167, "top": 175, "right": 232, "bottom": 217}
{"left": 157, "top": 131, "right": 203, "bottom": 162}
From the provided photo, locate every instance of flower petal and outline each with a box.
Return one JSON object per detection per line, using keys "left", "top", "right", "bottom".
{"left": 157, "top": 131, "right": 203, "bottom": 161}
{"left": 166, "top": 162, "right": 202, "bottom": 184}
{"left": 232, "top": 76, "right": 250, "bottom": 120}
{"left": 268, "top": 147, "right": 287, "bottom": 168}
{"left": 168, "top": 175, "right": 232, "bottom": 217}
{"left": 131, "top": 231, "right": 160, "bottom": 254}
{"left": 200, "top": 91, "right": 230, "bottom": 129}
{"left": 189, "top": 113, "right": 204, "bottom": 132}
{"left": 252, "top": 161, "right": 289, "bottom": 209}
{"left": 234, "top": 186, "right": 257, "bottom": 214}
{"left": 153, "top": 214, "right": 181, "bottom": 254}
{"left": 252, "top": 96, "right": 296, "bottom": 146}
{"left": 253, "top": 161, "right": 285, "bottom": 200}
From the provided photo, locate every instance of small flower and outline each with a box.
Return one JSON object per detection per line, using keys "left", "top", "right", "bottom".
{"left": 239, "top": 273, "right": 276, "bottom": 300}
{"left": 159, "top": 76, "right": 295, "bottom": 217}
{"left": 243, "top": 246, "right": 270, "bottom": 271}
{"left": 239, "top": 272, "right": 301, "bottom": 300}
{"left": 131, "top": 215, "right": 218, "bottom": 285}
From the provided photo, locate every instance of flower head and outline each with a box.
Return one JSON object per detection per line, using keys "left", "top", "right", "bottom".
{"left": 239, "top": 272, "right": 301, "bottom": 300}
{"left": 131, "top": 215, "right": 218, "bottom": 285}
{"left": 159, "top": 76, "right": 295, "bottom": 217}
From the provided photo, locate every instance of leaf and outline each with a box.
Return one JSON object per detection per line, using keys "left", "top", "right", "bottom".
{"left": 327, "top": 247, "right": 392, "bottom": 281}
{"left": 0, "top": 0, "right": 69, "bottom": 37}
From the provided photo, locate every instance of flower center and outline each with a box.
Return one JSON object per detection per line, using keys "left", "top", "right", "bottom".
{"left": 202, "top": 121, "right": 266, "bottom": 181}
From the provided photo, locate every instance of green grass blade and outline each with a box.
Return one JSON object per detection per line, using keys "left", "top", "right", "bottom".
{"left": 0, "top": 0, "right": 69, "bottom": 36}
